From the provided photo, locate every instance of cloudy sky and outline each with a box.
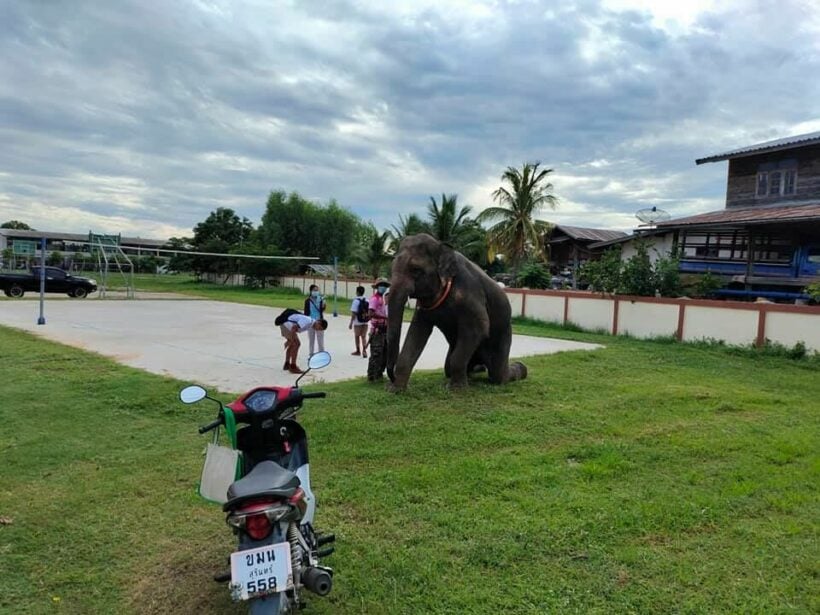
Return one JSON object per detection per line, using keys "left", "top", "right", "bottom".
{"left": 2, "top": 0, "right": 819, "bottom": 240}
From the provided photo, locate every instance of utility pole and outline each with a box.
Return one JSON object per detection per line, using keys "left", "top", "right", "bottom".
{"left": 37, "top": 236, "right": 46, "bottom": 325}
{"left": 332, "top": 256, "right": 339, "bottom": 317}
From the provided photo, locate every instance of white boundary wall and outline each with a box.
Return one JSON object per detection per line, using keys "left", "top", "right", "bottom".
{"left": 279, "top": 276, "right": 820, "bottom": 352}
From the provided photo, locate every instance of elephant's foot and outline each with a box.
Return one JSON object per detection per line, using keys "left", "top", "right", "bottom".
{"left": 446, "top": 377, "right": 468, "bottom": 390}
{"left": 385, "top": 381, "right": 406, "bottom": 394}
{"left": 508, "top": 361, "right": 528, "bottom": 382}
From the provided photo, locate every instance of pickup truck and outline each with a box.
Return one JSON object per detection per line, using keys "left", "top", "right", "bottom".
{"left": 0, "top": 267, "right": 98, "bottom": 298}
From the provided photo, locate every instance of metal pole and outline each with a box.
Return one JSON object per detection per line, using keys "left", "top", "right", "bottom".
{"left": 332, "top": 255, "right": 338, "bottom": 317}
{"left": 37, "top": 236, "right": 46, "bottom": 325}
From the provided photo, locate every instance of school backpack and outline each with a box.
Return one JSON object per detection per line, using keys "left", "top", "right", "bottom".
{"left": 274, "top": 307, "right": 300, "bottom": 326}
{"left": 356, "top": 297, "right": 370, "bottom": 322}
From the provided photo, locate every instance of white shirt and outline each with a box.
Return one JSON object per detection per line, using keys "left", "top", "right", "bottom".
{"left": 282, "top": 313, "right": 315, "bottom": 332}
{"left": 350, "top": 297, "right": 367, "bottom": 326}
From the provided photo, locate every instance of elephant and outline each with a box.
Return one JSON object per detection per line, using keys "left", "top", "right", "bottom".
{"left": 385, "top": 233, "right": 528, "bottom": 392}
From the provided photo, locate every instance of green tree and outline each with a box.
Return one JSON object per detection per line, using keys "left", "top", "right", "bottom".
{"left": 620, "top": 240, "right": 655, "bottom": 296}
{"left": 427, "top": 194, "right": 472, "bottom": 245}
{"left": 2, "top": 247, "right": 14, "bottom": 269}
{"left": 425, "top": 194, "right": 488, "bottom": 266}
{"left": 580, "top": 248, "right": 622, "bottom": 294}
{"left": 167, "top": 237, "right": 194, "bottom": 272}
{"left": 1, "top": 220, "right": 33, "bottom": 230}
{"left": 477, "top": 162, "right": 556, "bottom": 278}
{"left": 46, "top": 250, "right": 64, "bottom": 267}
{"left": 239, "top": 239, "right": 292, "bottom": 288}
{"left": 516, "top": 262, "right": 551, "bottom": 289}
{"left": 259, "top": 191, "right": 360, "bottom": 263}
{"left": 190, "top": 208, "right": 254, "bottom": 275}
{"left": 356, "top": 226, "right": 392, "bottom": 279}
{"left": 390, "top": 213, "right": 430, "bottom": 250}
{"left": 193, "top": 207, "right": 253, "bottom": 248}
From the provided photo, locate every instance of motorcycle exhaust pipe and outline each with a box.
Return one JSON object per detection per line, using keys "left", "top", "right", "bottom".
{"left": 301, "top": 566, "right": 333, "bottom": 596}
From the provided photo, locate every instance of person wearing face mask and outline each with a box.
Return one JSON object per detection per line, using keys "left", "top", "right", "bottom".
{"left": 304, "top": 284, "right": 327, "bottom": 356}
{"left": 366, "top": 277, "right": 390, "bottom": 382}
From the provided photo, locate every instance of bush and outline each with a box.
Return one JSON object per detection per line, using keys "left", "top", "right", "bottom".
{"left": 580, "top": 248, "right": 622, "bottom": 293}
{"left": 516, "top": 262, "right": 551, "bottom": 289}
{"left": 46, "top": 250, "right": 64, "bottom": 267}
{"left": 694, "top": 270, "right": 723, "bottom": 298}
{"left": 806, "top": 282, "right": 820, "bottom": 303}
{"left": 620, "top": 241, "right": 655, "bottom": 296}
{"left": 582, "top": 240, "right": 683, "bottom": 297}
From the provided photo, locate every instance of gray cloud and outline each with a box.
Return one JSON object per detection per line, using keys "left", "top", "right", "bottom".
{"left": 1, "top": 0, "right": 818, "bottom": 239}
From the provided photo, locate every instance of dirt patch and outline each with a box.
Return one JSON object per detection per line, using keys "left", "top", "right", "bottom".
{"left": 128, "top": 537, "right": 242, "bottom": 614}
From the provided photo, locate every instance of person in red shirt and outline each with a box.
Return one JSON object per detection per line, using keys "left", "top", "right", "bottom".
{"left": 366, "top": 278, "right": 390, "bottom": 381}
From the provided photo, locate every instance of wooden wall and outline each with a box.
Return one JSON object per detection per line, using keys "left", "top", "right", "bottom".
{"left": 726, "top": 144, "right": 820, "bottom": 208}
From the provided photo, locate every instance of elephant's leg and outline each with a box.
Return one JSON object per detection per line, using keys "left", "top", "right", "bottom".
{"left": 487, "top": 327, "right": 527, "bottom": 384}
{"left": 446, "top": 328, "right": 484, "bottom": 389}
{"left": 444, "top": 345, "right": 453, "bottom": 379}
{"left": 468, "top": 348, "right": 488, "bottom": 375}
{"left": 389, "top": 318, "right": 434, "bottom": 392}
{"left": 486, "top": 333, "right": 511, "bottom": 384}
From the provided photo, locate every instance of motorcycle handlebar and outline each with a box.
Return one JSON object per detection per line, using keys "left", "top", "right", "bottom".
{"left": 301, "top": 392, "right": 326, "bottom": 399}
{"left": 198, "top": 418, "right": 223, "bottom": 434}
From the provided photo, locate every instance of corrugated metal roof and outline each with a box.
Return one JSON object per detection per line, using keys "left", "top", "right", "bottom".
{"left": 656, "top": 202, "right": 820, "bottom": 228}
{"left": 696, "top": 131, "right": 820, "bottom": 165}
{"left": 550, "top": 225, "right": 628, "bottom": 243}
{"left": 0, "top": 228, "right": 168, "bottom": 247}
{"left": 588, "top": 229, "right": 664, "bottom": 250}
{"left": 308, "top": 264, "right": 337, "bottom": 276}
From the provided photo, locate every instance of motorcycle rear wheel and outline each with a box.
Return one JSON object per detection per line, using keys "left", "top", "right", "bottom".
{"left": 241, "top": 526, "right": 291, "bottom": 614}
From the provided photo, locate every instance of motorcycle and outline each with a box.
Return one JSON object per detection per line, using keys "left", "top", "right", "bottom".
{"left": 179, "top": 351, "right": 336, "bottom": 613}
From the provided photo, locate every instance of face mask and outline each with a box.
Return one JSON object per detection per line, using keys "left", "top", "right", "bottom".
{"left": 311, "top": 291, "right": 319, "bottom": 298}
{"left": 377, "top": 285, "right": 388, "bottom": 294}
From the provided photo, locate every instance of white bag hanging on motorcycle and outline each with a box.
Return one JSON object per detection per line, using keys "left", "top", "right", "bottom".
{"left": 199, "top": 430, "right": 240, "bottom": 504}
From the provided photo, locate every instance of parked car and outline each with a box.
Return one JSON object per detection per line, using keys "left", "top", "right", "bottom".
{"left": 0, "top": 267, "right": 98, "bottom": 298}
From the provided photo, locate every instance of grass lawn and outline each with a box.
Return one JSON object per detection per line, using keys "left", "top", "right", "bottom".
{"left": 128, "top": 273, "right": 311, "bottom": 310}
{"left": 1, "top": 320, "right": 818, "bottom": 614}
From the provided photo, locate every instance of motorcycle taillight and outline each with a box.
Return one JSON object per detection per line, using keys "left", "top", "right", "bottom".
{"left": 245, "top": 513, "right": 272, "bottom": 540}
{"left": 289, "top": 487, "right": 307, "bottom": 515}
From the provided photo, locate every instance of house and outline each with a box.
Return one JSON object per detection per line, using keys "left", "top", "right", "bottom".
{"left": 546, "top": 225, "right": 627, "bottom": 273}
{"left": 594, "top": 132, "right": 820, "bottom": 299}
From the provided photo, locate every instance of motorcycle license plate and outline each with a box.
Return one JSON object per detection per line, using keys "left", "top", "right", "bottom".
{"left": 230, "top": 542, "right": 292, "bottom": 600}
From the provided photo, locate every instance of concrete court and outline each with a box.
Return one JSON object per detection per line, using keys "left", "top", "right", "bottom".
{"left": 0, "top": 299, "right": 602, "bottom": 392}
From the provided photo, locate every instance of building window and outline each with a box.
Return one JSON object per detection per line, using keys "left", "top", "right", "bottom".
{"left": 756, "top": 160, "right": 797, "bottom": 198}
{"left": 682, "top": 231, "right": 793, "bottom": 263}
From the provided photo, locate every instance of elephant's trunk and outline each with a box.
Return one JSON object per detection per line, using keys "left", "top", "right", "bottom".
{"left": 386, "top": 284, "right": 410, "bottom": 380}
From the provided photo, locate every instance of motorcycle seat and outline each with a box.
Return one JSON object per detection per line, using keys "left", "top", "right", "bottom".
{"left": 223, "top": 461, "right": 301, "bottom": 510}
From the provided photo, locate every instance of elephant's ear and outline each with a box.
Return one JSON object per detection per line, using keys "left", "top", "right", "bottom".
{"left": 437, "top": 243, "right": 459, "bottom": 280}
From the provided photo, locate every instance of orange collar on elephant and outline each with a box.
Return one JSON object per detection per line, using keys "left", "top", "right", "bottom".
{"left": 417, "top": 278, "right": 453, "bottom": 311}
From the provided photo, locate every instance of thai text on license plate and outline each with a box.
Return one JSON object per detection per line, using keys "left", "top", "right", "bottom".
{"left": 230, "top": 542, "right": 292, "bottom": 600}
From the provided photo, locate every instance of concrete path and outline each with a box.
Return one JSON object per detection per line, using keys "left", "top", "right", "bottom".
{"left": 0, "top": 299, "right": 602, "bottom": 391}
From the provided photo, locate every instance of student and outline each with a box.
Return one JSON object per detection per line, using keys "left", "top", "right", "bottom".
{"left": 367, "top": 278, "right": 390, "bottom": 381}
{"left": 280, "top": 313, "right": 328, "bottom": 374}
{"left": 349, "top": 285, "right": 369, "bottom": 357}
{"left": 303, "top": 284, "right": 327, "bottom": 356}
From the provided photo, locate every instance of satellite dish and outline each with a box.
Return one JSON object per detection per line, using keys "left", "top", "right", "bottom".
{"left": 635, "top": 206, "right": 671, "bottom": 227}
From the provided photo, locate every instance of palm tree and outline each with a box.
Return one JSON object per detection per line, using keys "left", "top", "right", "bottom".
{"left": 427, "top": 193, "right": 490, "bottom": 265}
{"left": 426, "top": 193, "right": 472, "bottom": 245}
{"left": 358, "top": 229, "right": 393, "bottom": 278}
{"left": 389, "top": 213, "right": 430, "bottom": 251}
{"left": 477, "top": 162, "right": 556, "bottom": 278}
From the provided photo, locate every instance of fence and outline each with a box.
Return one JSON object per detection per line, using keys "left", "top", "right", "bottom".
{"left": 276, "top": 276, "right": 820, "bottom": 352}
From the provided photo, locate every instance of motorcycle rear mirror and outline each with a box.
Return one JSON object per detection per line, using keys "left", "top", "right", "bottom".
{"left": 308, "top": 351, "right": 332, "bottom": 371}
{"left": 180, "top": 385, "right": 207, "bottom": 404}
